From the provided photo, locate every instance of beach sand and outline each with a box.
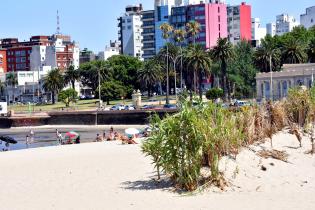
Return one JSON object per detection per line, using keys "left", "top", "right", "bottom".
{"left": 0, "top": 131, "right": 314, "bottom": 210}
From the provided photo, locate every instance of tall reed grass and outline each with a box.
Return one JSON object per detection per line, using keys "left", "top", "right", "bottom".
{"left": 142, "top": 86, "right": 315, "bottom": 191}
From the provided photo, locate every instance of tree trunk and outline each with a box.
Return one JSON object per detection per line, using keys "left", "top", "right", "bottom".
{"left": 199, "top": 71, "right": 203, "bottom": 100}
{"left": 193, "top": 71, "right": 197, "bottom": 93}
{"left": 221, "top": 60, "right": 228, "bottom": 102}
{"left": 227, "top": 80, "right": 231, "bottom": 100}
{"left": 71, "top": 81, "right": 75, "bottom": 90}
{"left": 166, "top": 45, "right": 170, "bottom": 105}
{"left": 148, "top": 84, "right": 151, "bottom": 98}
{"left": 52, "top": 91, "right": 55, "bottom": 104}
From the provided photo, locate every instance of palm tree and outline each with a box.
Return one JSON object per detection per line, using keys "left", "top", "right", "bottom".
{"left": 43, "top": 69, "right": 64, "bottom": 104}
{"left": 186, "top": 21, "right": 201, "bottom": 93}
{"left": 160, "top": 23, "right": 174, "bottom": 104}
{"left": 64, "top": 65, "right": 80, "bottom": 90}
{"left": 307, "top": 38, "right": 315, "bottom": 63}
{"left": 254, "top": 35, "right": 281, "bottom": 73}
{"left": 138, "top": 59, "right": 162, "bottom": 97}
{"left": 211, "top": 38, "right": 234, "bottom": 100}
{"left": 186, "top": 21, "right": 201, "bottom": 45}
{"left": 173, "top": 29, "right": 186, "bottom": 90}
{"left": 187, "top": 45, "right": 212, "bottom": 99}
{"left": 6, "top": 73, "right": 18, "bottom": 103}
{"left": 282, "top": 37, "right": 307, "bottom": 64}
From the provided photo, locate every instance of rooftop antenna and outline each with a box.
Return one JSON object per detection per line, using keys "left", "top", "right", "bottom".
{"left": 56, "top": 10, "right": 61, "bottom": 34}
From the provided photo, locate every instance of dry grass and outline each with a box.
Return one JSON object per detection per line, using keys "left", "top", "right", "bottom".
{"left": 257, "top": 149, "right": 289, "bottom": 163}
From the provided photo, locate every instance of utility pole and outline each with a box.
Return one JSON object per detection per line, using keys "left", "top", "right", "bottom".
{"left": 269, "top": 54, "right": 273, "bottom": 101}
{"left": 98, "top": 68, "right": 101, "bottom": 108}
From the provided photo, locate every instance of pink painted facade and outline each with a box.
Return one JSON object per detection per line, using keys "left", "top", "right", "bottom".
{"left": 239, "top": 2, "right": 252, "bottom": 41}
{"left": 206, "top": 3, "right": 227, "bottom": 48}
{"left": 187, "top": 3, "right": 227, "bottom": 49}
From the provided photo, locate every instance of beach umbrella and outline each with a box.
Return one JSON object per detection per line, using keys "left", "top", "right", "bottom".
{"left": 65, "top": 131, "right": 80, "bottom": 140}
{"left": 125, "top": 128, "right": 140, "bottom": 136}
{"left": 0, "top": 136, "right": 18, "bottom": 144}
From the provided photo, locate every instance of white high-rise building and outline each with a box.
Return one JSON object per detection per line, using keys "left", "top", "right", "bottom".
{"left": 266, "top": 23, "right": 276, "bottom": 37}
{"left": 102, "top": 40, "right": 120, "bottom": 60}
{"left": 251, "top": 18, "right": 266, "bottom": 46}
{"left": 276, "top": 14, "right": 298, "bottom": 36}
{"left": 301, "top": 6, "right": 315, "bottom": 29}
{"left": 118, "top": 4, "right": 143, "bottom": 60}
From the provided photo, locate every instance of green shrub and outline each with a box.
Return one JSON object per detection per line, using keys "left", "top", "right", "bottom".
{"left": 206, "top": 88, "right": 224, "bottom": 100}
{"left": 58, "top": 88, "right": 78, "bottom": 107}
{"left": 142, "top": 101, "right": 245, "bottom": 191}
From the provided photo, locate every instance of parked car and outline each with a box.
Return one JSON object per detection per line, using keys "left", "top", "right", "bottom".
{"left": 141, "top": 105, "right": 156, "bottom": 110}
{"left": 163, "top": 104, "right": 177, "bottom": 109}
{"left": 110, "top": 104, "right": 125, "bottom": 111}
{"left": 234, "top": 100, "right": 251, "bottom": 107}
{"left": 125, "top": 105, "right": 136, "bottom": 110}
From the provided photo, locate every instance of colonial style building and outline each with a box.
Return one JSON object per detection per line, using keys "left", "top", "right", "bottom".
{"left": 256, "top": 63, "right": 315, "bottom": 100}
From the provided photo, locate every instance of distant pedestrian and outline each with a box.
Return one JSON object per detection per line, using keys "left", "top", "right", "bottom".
{"left": 103, "top": 131, "right": 106, "bottom": 141}
{"left": 3, "top": 142, "right": 9, "bottom": 151}
{"left": 55, "top": 129, "right": 63, "bottom": 144}
{"left": 26, "top": 135, "right": 30, "bottom": 145}
{"left": 29, "top": 129, "right": 35, "bottom": 143}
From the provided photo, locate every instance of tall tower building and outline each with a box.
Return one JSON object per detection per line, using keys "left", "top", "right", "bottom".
{"left": 251, "top": 18, "right": 266, "bottom": 47}
{"left": 170, "top": 1, "right": 228, "bottom": 49}
{"left": 227, "top": 2, "right": 252, "bottom": 45}
{"left": 142, "top": 10, "right": 156, "bottom": 60}
{"left": 275, "top": 14, "right": 298, "bottom": 36}
{"left": 118, "top": 4, "right": 143, "bottom": 60}
{"left": 301, "top": 6, "right": 315, "bottom": 29}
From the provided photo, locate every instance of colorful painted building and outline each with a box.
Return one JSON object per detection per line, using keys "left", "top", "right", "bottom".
{"left": 170, "top": 2, "right": 227, "bottom": 49}
{"left": 227, "top": 2, "right": 252, "bottom": 45}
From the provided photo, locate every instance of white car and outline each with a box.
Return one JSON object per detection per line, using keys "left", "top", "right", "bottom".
{"left": 125, "top": 105, "right": 136, "bottom": 110}
{"left": 110, "top": 104, "right": 125, "bottom": 111}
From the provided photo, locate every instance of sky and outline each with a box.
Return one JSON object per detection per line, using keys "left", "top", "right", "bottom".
{"left": 0, "top": 0, "right": 314, "bottom": 52}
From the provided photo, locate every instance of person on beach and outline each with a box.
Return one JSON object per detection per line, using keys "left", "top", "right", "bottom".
{"left": 119, "top": 134, "right": 137, "bottom": 145}
{"left": 29, "top": 129, "right": 34, "bottom": 143}
{"left": 26, "top": 135, "right": 30, "bottom": 145}
{"left": 75, "top": 136, "right": 80, "bottom": 144}
{"left": 107, "top": 127, "right": 115, "bottom": 141}
{"left": 56, "top": 132, "right": 63, "bottom": 145}
{"left": 95, "top": 133, "right": 102, "bottom": 142}
{"left": 102, "top": 131, "right": 106, "bottom": 141}
{"left": 3, "top": 142, "right": 10, "bottom": 151}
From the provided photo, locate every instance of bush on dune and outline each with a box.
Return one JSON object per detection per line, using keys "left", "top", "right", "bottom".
{"left": 142, "top": 86, "right": 315, "bottom": 192}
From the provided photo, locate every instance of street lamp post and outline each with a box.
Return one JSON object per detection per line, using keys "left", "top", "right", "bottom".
{"left": 269, "top": 54, "right": 273, "bottom": 101}
{"left": 171, "top": 55, "right": 182, "bottom": 102}
{"left": 98, "top": 68, "right": 101, "bottom": 108}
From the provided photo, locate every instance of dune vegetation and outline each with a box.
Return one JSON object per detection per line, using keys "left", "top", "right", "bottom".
{"left": 142, "top": 87, "right": 315, "bottom": 191}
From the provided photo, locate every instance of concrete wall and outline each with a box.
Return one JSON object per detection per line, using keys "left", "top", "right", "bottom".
{"left": 0, "top": 110, "right": 178, "bottom": 128}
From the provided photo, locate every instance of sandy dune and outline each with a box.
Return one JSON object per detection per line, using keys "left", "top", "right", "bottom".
{"left": 0, "top": 131, "right": 314, "bottom": 210}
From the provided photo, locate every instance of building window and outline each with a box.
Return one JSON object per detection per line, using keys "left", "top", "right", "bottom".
{"left": 218, "top": 7, "right": 220, "bottom": 13}
{"left": 218, "top": 16, "right": 220, "bottom": 22}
